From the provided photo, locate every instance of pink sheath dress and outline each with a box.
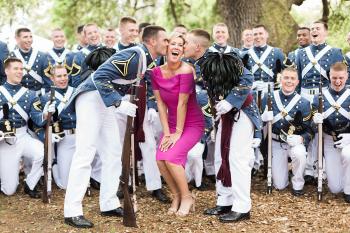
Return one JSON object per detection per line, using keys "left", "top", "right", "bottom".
{"left": 151, "top": 66, "right": 205, "bottom": 167}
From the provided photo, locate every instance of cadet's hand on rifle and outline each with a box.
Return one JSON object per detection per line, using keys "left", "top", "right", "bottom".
{"left": 313, "top": 113, "right": 323, "bottom": 124}
{"left": 43, "top": 101, "right": 56, "bottom": 119}
{"left": 287, "top": 135, "right": 303, "bottom": 147}
{"left": 252, "top": 138, "right": 261, "bottom": 148}
{"left": 215, "top": 100, "right": 233, "bottom": 115}
{"left": 52, "top": 133, "right": 62, "bottom": 143}
{"left": 0, "top": 130, "right": 4, "bottom": 141}
{"left": 334, "top": 133, "right": 350, "bottom": 149}
{"left": 147, "top": 108, "right": 158, "bottom": 123}
{"left": 255, "top": 80, "right": 265, "bottom": 92}
{"left": 261, "top": 110, "right": 274, "bottom": 122}
{"left": 116, "top": 100, "right": 138, "bottom": 117}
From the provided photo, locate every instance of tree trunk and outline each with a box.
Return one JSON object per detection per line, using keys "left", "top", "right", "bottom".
{"left": 217, "top": 0, "right": 305, "bottom": 53}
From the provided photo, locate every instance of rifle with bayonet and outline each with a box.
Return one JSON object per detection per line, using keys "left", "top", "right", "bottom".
{"left": 43, "top": 87, "right": 55, "bottom": 204}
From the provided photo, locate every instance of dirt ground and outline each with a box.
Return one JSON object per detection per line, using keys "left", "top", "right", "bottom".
{"left": 1, "top": 175, "right": 349, "bottom": 233}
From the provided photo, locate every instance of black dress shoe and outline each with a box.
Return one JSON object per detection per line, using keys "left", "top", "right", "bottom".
{"left": 152, "top": 189, "right": 170, "bottom": 203}
{"left": 219, "top": 211, "right": 250, "bottom": 222}
{"left": 24, "top": 183, "right": 41, "bottom": 199}
{"left": 304, "top": 175, "right": 316, "bottom": 185}
{"left": 101, "top": 207, "right": 124, "bottom": 217}
{"left": 203, "top": 205, "right": 232, "bottom": 215}
{"left": 344, "top": 193, "right": 350, "bottom": 203}
{"left": 90, "top": 178, "right": 100, "bottom": 190}
{"left": 196, "top": 182, "right": 210, "bottom": 191}
{"left": 64, "top": 216, "right": 93, "bottom": 228}
{"left": 291, "top": 188, "right": 304, "bottom": 197}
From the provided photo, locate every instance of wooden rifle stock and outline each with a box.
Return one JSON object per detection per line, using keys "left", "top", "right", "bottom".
{"left": 43, "top": 88, "right": 55, "bottom": 203}
{"left": 266, "top": 83, "right": 273, "bottom": 194}
{"left": 120, "top": 85, "right": 138, "bottom": 228}
{"left": 317, "top": 82, "right": 323, "bottom": 201}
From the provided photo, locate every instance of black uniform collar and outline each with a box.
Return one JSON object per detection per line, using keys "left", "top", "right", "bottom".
{"left": 53, "top": 47, "right": 65, "bottom": 54}
{"left": 241, "top": 47, "right": 250, "bottom": 51}
{"left": 19, "top": 47, "right": 32, "bottom": 57}
{"left": 254, "top": 45, "right": 268, "bottom": 52}
{"left": 55, "top": 86, "right": 69, "bottom": 94}
{"left": 87, "top": 44, "right": 100, "bottom": 51}
{"left": 76, "top": 45, "right": 84, "bottom": 51}
{"left": 4, "top": 81, "right": 22, "bottom": 91}
{"left": 213, "top": 43, "right": 227, "bottom": 52}
{"left": 140, "top": 44, "right": 154, "bottom": 67}
{"left": 329, "top": 86, "right": 346, "bottom": 96}
{"left": 279, "top": 90, "right": 297, "bottom": 101}
{"left": 118, "top": 42, "right": 136, "bottom": 51}
{"left": 311, "top": 43, "right": 327, "bottom": 51}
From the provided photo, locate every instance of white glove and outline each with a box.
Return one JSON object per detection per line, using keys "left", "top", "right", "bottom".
{"left": 313, "top": 112, "right": 323, "bottom": 124}
{"left": 287, "top": 134, "right": 303, "bottom": 147}
{"left": 334, "top": 133, "right": 350, "bottom": 149}
{"left": 0, "top": 130, "right": 4, "bottom": 141}
{"left": 115, "top": 100, "right": 138, "bottom": 117}
{"left": 215, "top": 100, "right": 233, "bottom": 115}
{"left": 261, "top": 110, "right": 274, "bottom": 122}
{"left": 121, "top": 94, "right": 131, "bottom": 101}
{"left": 147, "top": 108, "right": 158, "bottom": 123}
{"left": 52, "top": 133, "right": 62, "bottom": 143}
{"left": 252, "top": 138, "right": 261, "bottom": 148}
{"left": 255, "top": 80, "right": 265, "bottom": 92}
{"left": 43, "top": 101, "right": 56, "bottom": 115}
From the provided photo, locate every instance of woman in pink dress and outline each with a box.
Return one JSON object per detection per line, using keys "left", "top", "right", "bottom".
{"left": 151, "top": 33, "right": 204, "bottom": 216}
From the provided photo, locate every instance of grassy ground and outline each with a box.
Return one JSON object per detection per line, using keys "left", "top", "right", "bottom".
{"left": 0, "top": 174, "right": 349, "bottom": 233}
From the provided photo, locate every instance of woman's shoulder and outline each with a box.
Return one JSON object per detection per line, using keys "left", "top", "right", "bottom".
{"left": 179, "top": 62, "right": 195, "bottom": 76}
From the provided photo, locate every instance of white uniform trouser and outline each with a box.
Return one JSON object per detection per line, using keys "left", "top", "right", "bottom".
{"left": 138, "top": 108, "right": 162, "bottom": 191}
{"left": 64, "top": 91, "right": 122, "bottom": 217}
{"left": 323, "top": 134, "right": 350, "bottom": 194}
{"left": 214, "top": 111, "right": 254, "bottom": 213}
{"left": 91, "top": 153, "right": 102, "bottom": 182}
{"left": 204, "top": 140, "right": 215, "bottom": 176}
{"left": 52, "top": 134, "right": 76, "bottom": 189}
{"left": 185, "top": 142, "right": 205, "bottom": 187}
{"left": 0, "top": 127, "right": 43, "bottom": 195}
{"left": 272, "top": 141, "right": 306, "bottom": 190}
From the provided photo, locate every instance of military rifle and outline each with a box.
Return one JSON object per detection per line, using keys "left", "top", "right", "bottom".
{"left": 120, "top": 52, "right": 143, "bottom": 227}
{"left": 317, "top": 81, "right": 323, "bottom": 201}
{"left": 43, "top": 87, "right": 55, "bottom": 204}
{"left": 266, "top": 83, "right": 273, "bottom": 194}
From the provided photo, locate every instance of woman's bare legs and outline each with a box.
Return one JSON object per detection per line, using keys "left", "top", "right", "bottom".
{"left": 157, "top": 160, "right": 180, "bottom": 213}
{"left": 165, "top": 161, "right": 194, "bottom": 216}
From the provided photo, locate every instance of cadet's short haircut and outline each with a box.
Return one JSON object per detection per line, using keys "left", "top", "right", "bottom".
{"left": 142, "top": 25, "right": 166, "bottom": 42}
{"left": 253, "top": 24, "right": 268, "bottom": 31}
{"left": 313, "top": 20, "right": 328, "bottom": 30}
{"left": 77, "top": 25, "right": 85, "bottom": 34}
{"left": 4, "top": 57, "right": 22, "bottom": 69}
{"left": 213, "top": 23, "right": 228, "bottom": 29}
{"left": 330, "top": 62, "right": 348, "bottom": 72}
{"left": 83, "top": 23, "right": 98, "bottom": 34}
{"left": 106, "top": 28, "right": 116, "bottom": 33}
{"left": 119, "top": 16, "right": 137, "bottom": 27}
{"left": 282, "top": 66, "right": 298, "bottom": 75}
{"left": 15, "top": 27, "right": 31, "bottom": 37}
{"left": 189, "top": 29, "right": 211, "bottom": 48}
{"left": 52, "top": 27, "right": 63, "bottom": 32}
{"left": 175, "top": 24, "right": 187, "bottom": 29}
{"left": 298, "top": 27, "right": 310, "bottom": 31}
{"left": 50, "top": 64, "right": 67, "bottom": 76}
{"left": 139, "top": 22, "right": 151, "bottom": 32}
